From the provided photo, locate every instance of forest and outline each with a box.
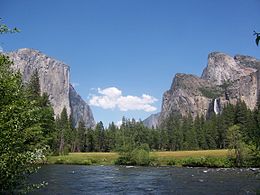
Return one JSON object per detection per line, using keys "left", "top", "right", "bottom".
{"left": 1, "top": 22, "right": 260, "bottom": 193}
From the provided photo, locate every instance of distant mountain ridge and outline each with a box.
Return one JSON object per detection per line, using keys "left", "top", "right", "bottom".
{"left": 144, "top": 52, "right": 260, "bottom": 128}
{"left": 7, "top": 48, "right": 95, "bottom": 128}
{"left": 143, "top": 113, "right": 160, "bottom": 128}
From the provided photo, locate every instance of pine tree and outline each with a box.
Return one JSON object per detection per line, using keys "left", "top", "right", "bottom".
{"left": 74, "top": 120, "right": 86, "bottom": 152}
{"left": 194, "top": 115, "right": 207, "bottom": 149}
{"left": 204, "top": 114, "right": 217, "bottom": 149}
{"left": 27, "top": 70, "right": 41, "bottom": 101}
{"left": 56, "top": 107, "right": 71, "bottom": 155}
{"left": 94, "top": 121, "right": 105, "bottom": 152}
{"left": 85, "top": 128, "right": 95, "bottom": 152}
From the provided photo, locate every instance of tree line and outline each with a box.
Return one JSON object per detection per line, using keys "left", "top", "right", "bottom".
{"left": 59, "top": 101, "right": 258, "bottom": 154}
{"left": 1, "top": 52, "right": 260, "bottom": 192}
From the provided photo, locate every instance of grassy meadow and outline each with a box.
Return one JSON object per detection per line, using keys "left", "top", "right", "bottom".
{"left": 47, "top": 149, "right": 231, "bottom": 167}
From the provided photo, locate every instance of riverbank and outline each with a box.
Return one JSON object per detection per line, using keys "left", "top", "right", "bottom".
{"left": 47, "top": 149, "right": 234, "bottom": 167}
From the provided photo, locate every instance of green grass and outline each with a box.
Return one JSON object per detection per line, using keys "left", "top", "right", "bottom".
{"left": 47, "top": 152, "right": 119, "bottom": 165}
{"left": 151, "top": 149, "right": 230, "bottom": 166}
{"left": 47, "top": 149, "right": 231, "bottom": 167}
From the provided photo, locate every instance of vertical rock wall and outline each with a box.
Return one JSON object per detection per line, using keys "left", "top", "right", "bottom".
{"left": 7, "top": 48, "right": 95, "bottom": 128}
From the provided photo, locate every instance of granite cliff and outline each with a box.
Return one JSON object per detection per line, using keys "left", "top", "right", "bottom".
{"left": 145, "top": 52, "right": 260, "bottom": 128}
{"left": 7, "top": 48, "right": 95, "bottom": 128}
{"left": 143, "top": 113, "right": 160, "bottom": 128}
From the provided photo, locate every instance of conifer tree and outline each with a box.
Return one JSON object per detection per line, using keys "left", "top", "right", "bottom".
{"left": 74, "top": 120, "right": 86, "bottom": 152}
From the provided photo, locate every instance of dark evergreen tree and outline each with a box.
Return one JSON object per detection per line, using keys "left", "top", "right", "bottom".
{"left": 74, "top": 120, "right": 86, "bottom": 152}
{"left": 85, "top": 128, "right": 95, "bottom": 152}
{"left": 194, "top": 115, "right": 207, "bottom": 149}
{"left": 27, "top": 70, "right": 41, "bottom": 101}
{"left": 56, "top": 107, "right": 72, "bottom": 155}
{"left": 94, "top": 121, "right": 106, "bottom": 152}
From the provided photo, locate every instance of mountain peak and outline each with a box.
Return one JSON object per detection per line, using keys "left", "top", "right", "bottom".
{"left": 201, "top": 52, "right": 256, "bottom": 85}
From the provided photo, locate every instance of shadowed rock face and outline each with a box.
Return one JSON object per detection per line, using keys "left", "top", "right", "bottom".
{"left": 156, "top": 52, "right": 260, "bottom": 126}
{"left": 7, "top": 48, "right": 95, "bottom": 128}
{"left": 143, "top": 113, "right": 160, "bottom": 128}
{"left": 69, "top": 84, "right": 95, "bottom": 128}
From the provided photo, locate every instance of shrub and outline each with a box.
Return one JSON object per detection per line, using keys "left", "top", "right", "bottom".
{"left": 167, "top": 159, "right": 178, "bottom": 166}
{"left": 115, "top": 144, "right": 151, "bottom": 166}
{"left": 83, "top": 160, "right": 92, "bottom": 165}
{"left": 131, "top": 148, "right": 150, "bottom": 166}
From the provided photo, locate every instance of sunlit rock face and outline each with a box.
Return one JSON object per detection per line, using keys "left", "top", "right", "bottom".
{"left": 201, "top": 52, "right": 256, "bottom": 85}
{"left": 7, "top": 48, "right": 95, "bottom": 128}
{"left": 157, "top": 52, "right": 260, "bottom": 126}
{"left": 159, "top": 73, "right": 213, "bottom": 123}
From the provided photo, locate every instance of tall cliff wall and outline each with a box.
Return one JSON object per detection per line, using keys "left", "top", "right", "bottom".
{"left": 7, "top": 48, "right": 95, "bottom": 128}
{"left": 157, "top": 52, "right": 260, "bottom": 126}
{"left": 69, "top": 84, "right": 95, "bottom": 128}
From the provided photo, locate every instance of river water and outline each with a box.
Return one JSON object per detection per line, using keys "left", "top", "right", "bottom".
{"left": 29, "top": 165, "right": 260, "bottom": 195}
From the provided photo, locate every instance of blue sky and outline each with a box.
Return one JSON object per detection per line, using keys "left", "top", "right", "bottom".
{"left": 1, "top": 0, "right": 260, "bottom": 126}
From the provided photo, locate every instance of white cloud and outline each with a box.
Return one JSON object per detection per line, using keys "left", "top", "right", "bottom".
{"left": 0, "top": 46, "right": 3, "bottom": 53}
{"left": 89, "top": 87, "right": 158, "bottom": 112}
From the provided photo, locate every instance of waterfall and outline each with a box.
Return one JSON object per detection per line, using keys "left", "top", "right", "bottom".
{"left": 213, "top": 98, "right": 220, "bottom": 114}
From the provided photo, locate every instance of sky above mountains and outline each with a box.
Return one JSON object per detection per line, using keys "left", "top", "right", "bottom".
{"left": 1, "top": 0, "right": 260, "bottom": 126}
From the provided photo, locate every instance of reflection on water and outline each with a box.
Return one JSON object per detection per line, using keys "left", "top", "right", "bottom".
{"left": 29, "top": 165, "right": 260, "bottom": 195}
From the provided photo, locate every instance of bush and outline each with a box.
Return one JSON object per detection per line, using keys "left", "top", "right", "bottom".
{"left": 131, "top": 148, "right": 150, "bottom": 166}
{"left": 83, "top": 160, "right": 92, "bottom": 165}
{"left": 167, "top": 159, "right": 178, "bottom": 166}
{"left": 180, "top": 157, "right": 233, "bottom": 168}
{"left": 115, "top": 144, "right": 151, "bottom": 166}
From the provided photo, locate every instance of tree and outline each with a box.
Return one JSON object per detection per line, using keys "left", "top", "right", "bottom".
{"left": 27, "top": 69, "right": 41, "bottom": 101}
{"left": 74, "top": 120, "right": 86, "bottom": 152}
{"left": 94, "top": 121, "right": 106, "bottom": 152}
{"left": 194, "top": 115, "right": 207, "bottom": 149}
{"left": 0, "top": 18, "right": 20, "bottom": 34}
{"left": 26, "top": 72, "right": 56, "bottom": 150}
{"left": 227, "top": 125, "right": 248, "bottom": 167}
{"left": 0, "top": 54, "right": 46, "bottom": 193}
{"left": 253, "top": 30, "right": 260, "bottom": 46}
{"left": 106, "top": 122, "right": 118, "bottom": 151}
{"left": 56, "top": 107, "right": 72, "bottom": 155}
{"left": 85, "top": 128, "right": 95, "bottom": 152}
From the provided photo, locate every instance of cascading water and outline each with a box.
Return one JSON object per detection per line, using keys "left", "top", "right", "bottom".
{"left": 213, "top": 98, "right": 220, "bottom": 114}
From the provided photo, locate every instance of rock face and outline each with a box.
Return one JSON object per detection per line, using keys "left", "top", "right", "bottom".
{"left": 201, "top": 52, "right": 255, "bottom": 85}
{"left": 143, "top": 113, "right": 160, "bottom": 128}
{"left": 7, "top": 48, "right": 95, "bottom": 128}
{"left": 69, "top": 84, "right": 95, "bottom": 128}
{"left": 157, "top": 52, "right": 260, "bottom": 126}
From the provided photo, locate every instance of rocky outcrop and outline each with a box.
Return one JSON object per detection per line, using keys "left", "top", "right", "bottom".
{"left": 201, "top": 52, "right": 256, "bottom": 85}
{"left": 158, "top": 52, "right": 260, "bottom": 126}
{"left": 143, "top": 113, "right": 160, "bottom": 128}
{"left": 7, "top": 48, "right": 95, "bottom": 128}
{"left": 69, "top": 84, "right": 95, "bottom": 128}
{"left": 159, "top": 73, "right": 214, "bottom": 123}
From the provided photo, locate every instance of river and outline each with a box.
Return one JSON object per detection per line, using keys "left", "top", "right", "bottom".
{"left": 29, "top": 165, "right": 260, "bottom": 195}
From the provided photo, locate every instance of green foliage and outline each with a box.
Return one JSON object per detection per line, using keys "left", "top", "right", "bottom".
{"left": 26, "top": 70, "right": 41, "bottom": 100}
{"left": 254, "top": 31, "right": 260, "bottom": 46}
{"left": 115, "top": 144, "right": 151, "bottom": 166}
{"left": 198, "top": 87, "right": 222, "bottom": 99}
{"left": 0, "top": 54, "right": 47, "bottom": 193}
{"left": 0, "top": 18, "right": 20, "bottom": 34}
{"left": 180, "top": 157, "right": 233, "bottom": 168}
{"left": 227, "top": 125, "right": 247, "bottom": 167}
{"left": 55, "top": 107, "right": 73, "bottom": 155}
